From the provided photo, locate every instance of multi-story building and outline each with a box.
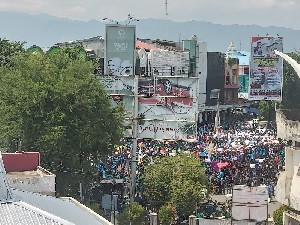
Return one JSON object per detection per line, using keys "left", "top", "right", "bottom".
{"left": 54, "top": 29, "right": 207, "bottom": 141}
{"left": 224, "top": 42, "right": 239, "bottom": 104}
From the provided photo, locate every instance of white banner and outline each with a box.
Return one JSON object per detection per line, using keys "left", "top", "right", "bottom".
{"left": 249, "top": 36, "right": 283, "bottom": 101}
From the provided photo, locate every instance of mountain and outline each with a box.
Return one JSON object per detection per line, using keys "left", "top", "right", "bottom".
{"left": 1, "top": 11, "right": 300, "bottom": 52}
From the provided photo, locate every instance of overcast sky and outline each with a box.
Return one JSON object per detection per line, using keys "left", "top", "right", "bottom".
{"left": 1, "top": 0, "right": 300, "bottom": 30}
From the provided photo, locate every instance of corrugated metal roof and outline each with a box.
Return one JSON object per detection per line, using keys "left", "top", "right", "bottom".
{"left": 0, "top": 202, "right": 65, "bottom": 225}
{"left": 12, "top": 189, "right": 112, "bottom": 225}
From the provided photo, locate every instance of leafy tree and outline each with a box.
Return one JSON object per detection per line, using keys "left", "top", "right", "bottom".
{"left": 273, "top": 205, "right": 290, "bottom": 225}
{"left": 158, "top": 202, "right": 177, "bottom": 225}
{"left": 0, "top": 49, "right": 124, "bottom": 196}
{"left": 259, "top": 52, "right": 300, "bottom": 119}
{"left": 258, "top": 100, "right": 276, "bottom": 122}
{"left": 0, "top": 38, "right": 25, "bottom": 67}
{"left": 141, "top": 154, "right": 209, "bottom": 216}
{"left": 118, "top": 203, "right": 146, "bottom": 225}
{"left": 281, "top": 52, "right": 300, "bottom": 109}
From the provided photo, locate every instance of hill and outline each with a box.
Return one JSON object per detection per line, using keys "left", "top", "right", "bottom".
{"left": 1, "top": 11, "right": 299, "bottom": 52}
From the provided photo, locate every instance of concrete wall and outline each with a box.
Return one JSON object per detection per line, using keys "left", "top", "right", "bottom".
{"left": 206, "top": 52, "right": 225, "bottom": 106}
{"left": 275, "top": 147, "right": 300, "bottom": 211}
{"left": 284, "top": 211, "right": 300, "bottom": 225}
{"left": 7, "top": 167, "right": 55, "bottom": 196}
{"left": 276, "top": 110, "right": 300, "bottom": 146}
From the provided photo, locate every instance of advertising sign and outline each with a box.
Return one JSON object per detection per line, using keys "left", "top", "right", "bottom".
{"left": 249, "top": 36, "right": 283, "bottom": 101}
{"left": 105, "top": 25, "right": 136, "bottom": 76}
{"left": 149, "top": 50, "right": 189, "bottom": 76}
{"left": 99, "top": 76, "right": 134, "bottom": 116}
{"left": 139, "top": 120, "right": 196, "bottom": 140}
{"left": 138, "top": 77, "right": 198, "bottom": 120}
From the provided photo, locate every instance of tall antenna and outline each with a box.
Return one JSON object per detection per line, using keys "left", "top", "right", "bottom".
{"left": 164, "top": 0, "right": 168, "bottom": 40}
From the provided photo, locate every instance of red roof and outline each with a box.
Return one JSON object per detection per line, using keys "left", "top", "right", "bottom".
{"left": 136, "top": 40, "right": 160, "bottom": 50}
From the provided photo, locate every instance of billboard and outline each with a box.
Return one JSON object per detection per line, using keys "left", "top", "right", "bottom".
{"left": 149, "top": 50, "right": 189, "bottom": 76}
{"left": 249, "top": 36, "right": 283, "bottom": 101}
{"left": 105, "top": 25, "right": 136, "bottom": 76}
{"left": 138, "top": 77, "right": 198, "bottom": 120}
{"left": 99, "top": 76, "right": 134, "bottom": 116}
{"left": 232, "top": 185, "right": 268, "bottom": 222}
{"left": 139, "top": 120, "right": 196, "bottom": 140}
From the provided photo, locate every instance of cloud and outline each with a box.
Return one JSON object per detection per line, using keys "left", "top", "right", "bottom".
{"left": 0, "top": 0, "right": 299, "bottom": 29}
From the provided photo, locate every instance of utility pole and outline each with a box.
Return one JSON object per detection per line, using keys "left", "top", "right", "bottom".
{"left": 130, "top": 75, "right": 139, "bottom": 203}
{"left": 214, "top": 90, "right": 220, "bottom": 132}
{"left": 164, "top": 0, "right": 168, "bottom": 39}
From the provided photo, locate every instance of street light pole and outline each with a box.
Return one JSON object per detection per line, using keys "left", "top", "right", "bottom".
{"left": 130, "top": 75, "right": 139, "bottom": 203}
{"left": 214, "top": 91, "right": 220, "bottom": 132}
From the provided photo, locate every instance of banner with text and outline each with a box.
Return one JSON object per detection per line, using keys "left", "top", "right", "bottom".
{"left": 249, "top": 36, "right": 283, "bottom": 101}
{"left": 138, "top": 77, "right": 198, "bottom": 120}
{"left": 105, "top": 25, "right": 136, "bottom": 76}
{"left": 138, "top": 120, "right": 196, "bottom": 141}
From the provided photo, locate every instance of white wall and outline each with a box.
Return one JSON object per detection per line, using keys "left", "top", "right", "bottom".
{"left": 7, "top": 167, "right": 55, "bottom": 196}
{"left": 198, "top": 41, "right": 207, "bottom": 110}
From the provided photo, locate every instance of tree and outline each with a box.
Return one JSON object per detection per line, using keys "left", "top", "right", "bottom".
{"left": 259, "top": 52, "right": 300, "bottom": 119}
{"left": 141, "top": 154, "right": 209, "bottom": 216}
{"left": 281, "top": 52, "right": 300, "bottom": 109}
{"left": 158, "top": 202, "right": 177, "bottom": 225}
{"left": 0, "top": 38, "right": 25, "bottom": 67}
{"left": 258, "top": 100, "right": 276, "bottom": 122}
{"left": 273, "top": 205, "right": 290, "bottom": 225}
{"left": 0, "top": 48, "right": 124, "bottom": 196}
{"left": 118, "top": 203, "right": 146, "bottom": 225}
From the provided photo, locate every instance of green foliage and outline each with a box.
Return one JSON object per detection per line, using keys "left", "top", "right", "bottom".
{"left": 258, "top": 100, "right": 276, "bottom": 121}
{"left": 0, "top": 47, "right": 124, "bottom": 196}
{"left": 281, "top": 52, "right": 300, "bottom": 109}
{"left": 273, "top": 205, "right": 290, "bottom": 225}
{"left": 141, "top": 154, "right": 209, "bottom": 216}
{"left": 118, "top": 203, "right": 146, "bottom": 225}
{"left": 158, "top": 202, "right": 177, "bottom": 225}
{"left": 259, "top": 52, "right": 300, "bottom": 118}
{"left": 0, "top": 38, "right": 25, "bottom": 67}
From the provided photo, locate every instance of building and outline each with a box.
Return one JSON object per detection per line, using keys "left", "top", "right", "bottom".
{"left": 275, "top": 109, "right": 300, "bottom": 224}
{"left": 2, "top": 152, "right": 56, "bottom": 196}
{"left": 57, "top": 36, "right": 105, "bottom": 58}
{"left": 0, "top": 153, "right": 113, "bottom": 225}
{"left": 224, "top": 42, "right": 239, "bottom": 105}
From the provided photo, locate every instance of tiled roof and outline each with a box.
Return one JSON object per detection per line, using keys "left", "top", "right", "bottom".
{"left": 136, "top": 40, "right": 160, "bottom": 50}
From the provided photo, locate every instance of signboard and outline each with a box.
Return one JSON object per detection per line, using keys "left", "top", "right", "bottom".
{"left": 249, "top": 36, "right": 283, "bottom": 101}
{"left": 138, "top": 77, "right": 198, "bottom": 120}
{"left": 105, "top": 25, "right": 136, "bottom": 76}
{"left": 139, "top": 120, "right": 196, "bottom": 140}
{"left": 149, "top": 50, "right": 189, "bottom": 76}
{"left": 232, "top": 185, "right": 268, "bottom": 223}
{"left": 99, "top": 76, "right": 134, "bottom": 116}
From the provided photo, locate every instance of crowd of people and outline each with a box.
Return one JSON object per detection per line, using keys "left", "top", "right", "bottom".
{"left": 95, "top": 118, "right": 288, "bottom": 220}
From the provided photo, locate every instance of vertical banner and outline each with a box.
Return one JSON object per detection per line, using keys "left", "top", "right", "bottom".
{"left": 249, "top": 37, "right": 283, "bottom": 101}
{"left": 105, "top": 25, "right": 136, "bottom": 76}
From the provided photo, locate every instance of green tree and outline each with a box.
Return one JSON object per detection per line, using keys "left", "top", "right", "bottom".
{"left": 273, "top": 205, "right": 290, "bottom": 225}
{"left": 118, "top": 203, "right": 146, "bottom": 225}
{"left": 0, "top": 38, "right": 25, "bottom": 67}
{"left": 259, "top": 52, "right": 300, "bottom": 119}
{"left": 158, "top": 202, "right": 177, "bottom": 225}
{"left": 141, "top": 154, "right": 209, "bottom": 216}
{"left": 0, "top": 49, "right": 124, "bottom": 196}
{"left": 258, "top": 100, "right": 276, "bottom": 122}
{"left": 281, "top": 52, "right": 300, "bottom": 109}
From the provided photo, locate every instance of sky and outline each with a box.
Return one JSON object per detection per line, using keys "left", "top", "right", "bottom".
{"left": 0, "top": 0, "right": 300, "bottom": 30}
